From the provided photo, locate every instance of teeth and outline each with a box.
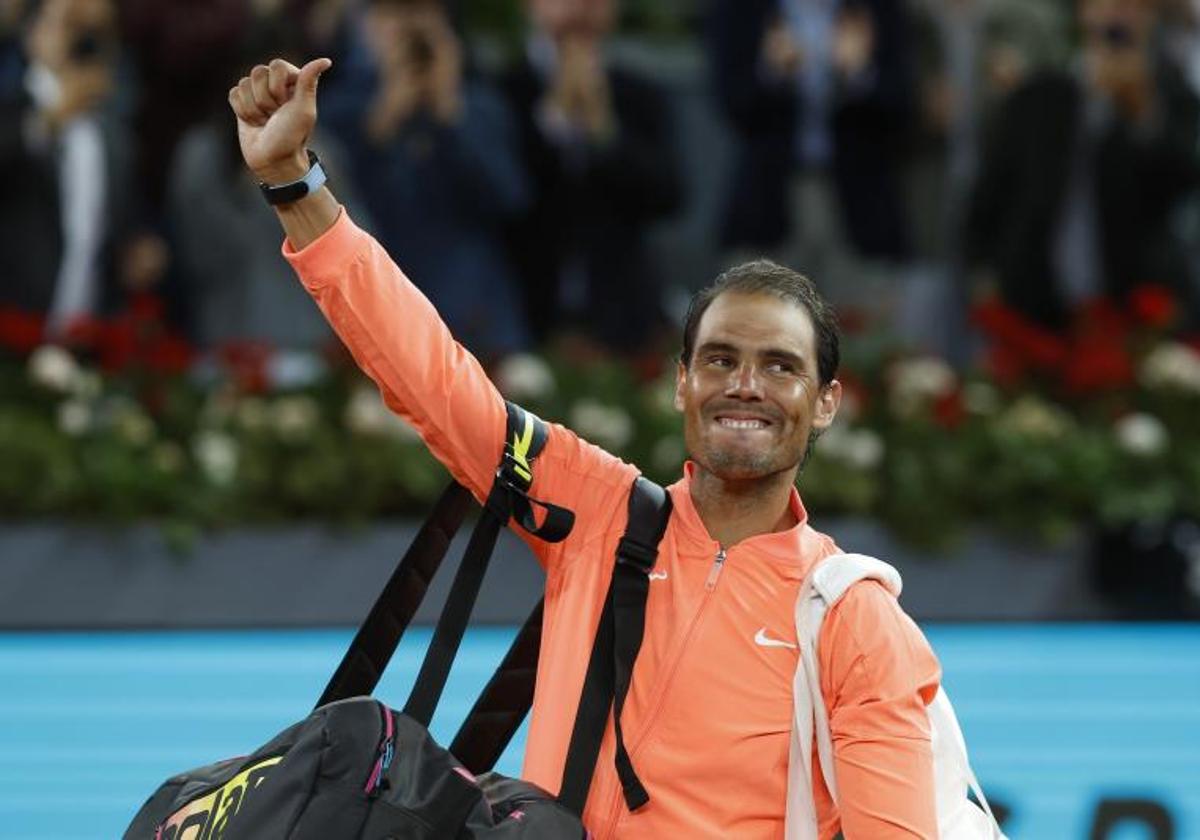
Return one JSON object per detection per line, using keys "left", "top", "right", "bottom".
{"left": 718, "top": 418, "right": 767, "bottom": 429}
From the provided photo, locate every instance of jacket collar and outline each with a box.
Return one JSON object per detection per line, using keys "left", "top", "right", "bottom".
{"left": 666, "top": 461, "right": 825, "bottom": 574}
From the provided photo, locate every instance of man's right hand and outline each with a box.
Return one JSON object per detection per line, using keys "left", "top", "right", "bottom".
{"left": 228, "top": 57, "right": 332, "bottom": 185}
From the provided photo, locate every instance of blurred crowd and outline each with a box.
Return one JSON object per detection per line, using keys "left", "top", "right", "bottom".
{"left": 2, "top": 0, "right": 1199, "bottom": 375}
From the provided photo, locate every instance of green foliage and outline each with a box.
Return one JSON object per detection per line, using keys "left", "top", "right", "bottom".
{"left": 3, "top": 327, "right": 1199, "bottom": 550}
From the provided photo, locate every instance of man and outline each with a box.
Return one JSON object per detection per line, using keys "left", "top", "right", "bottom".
{"left": 498, "top": 0, "right": 683, "bottom": 357}
{"left": 316, "top": 0, "right": 533, "bottom": 360}
{"left": 966, "top": 0, "right": 1200, "bottom": 330}
{"left": 709, "top": 0, "right": 915, "bottom": 305}
{"left": 229, "top": 57, "right": 941, "bottom": 837}
{"left": 0, "top": 0, "right": 140, "bottom": 337}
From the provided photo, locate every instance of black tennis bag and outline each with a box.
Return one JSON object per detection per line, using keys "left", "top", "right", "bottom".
{"left": 124, "top": 403, "right": 671, "bottom": 839}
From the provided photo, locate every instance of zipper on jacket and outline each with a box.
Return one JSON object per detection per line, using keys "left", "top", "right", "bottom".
{"left": 599, "top": 546, "right": 729, "bottom": 837}
{"left": 704, "top": 548, "right": 727, "bottom": 591}
{"left": 364, "top": 701, "right": 396, "bottom": 796}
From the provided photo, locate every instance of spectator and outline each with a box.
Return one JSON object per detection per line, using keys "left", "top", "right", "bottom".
{"left": 498, "top": 0, "right": 684, "bottom": 360}
{"left": 120, "top": 0, "right": 247, "bottom": 215}
{"left": 0, "top": 0, "right": 143, "bottom": 337}
{"left": 966, "top": 0, "right": 1200, "bottom": 330}
{"left": 904, "top": 0, "right": 1067, "bottom": 359}
{"left": 708, "top": 0, "right": 915, "bottom": 314}
{"left": 319, "top": 0, "right": 533, "bottom": 362}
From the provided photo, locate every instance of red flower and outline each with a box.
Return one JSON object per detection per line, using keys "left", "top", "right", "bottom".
{"left": 0, "top": 307, "right": 45, "bottom": 353}
{"left": 972, "top": 300, "right": 1068, "bottom": 371}
{"left": 62, "top": 315, "right": 105, "bottom": 351}
{"left": 97, "top": 316, "right": 138, "bottom": 373}
{"left": 1128, "top": 285, "right": 1176, "bottom": 328}
{"left": 218, "top": 340, "right": 273, "bottom": 393}
{"left": 145, "top": 334, "right": 194, "bottom": 375}
{"left": 129, "top": 292, "right": 166, "bottom": 325}
{"left": 1062, "top": 336, "right": 1134, "bottom": 394}
{"left": 933, "top": 390, "right": 966, "bottom": 429}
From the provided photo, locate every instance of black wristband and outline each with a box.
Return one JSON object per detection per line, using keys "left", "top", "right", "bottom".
{"left": 258, "top": 150, "right": 328, "bottom": 206}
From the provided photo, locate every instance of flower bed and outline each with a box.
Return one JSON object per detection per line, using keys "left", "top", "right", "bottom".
{"left": 3, "top": 288, "right": 1199, "bottom": 550}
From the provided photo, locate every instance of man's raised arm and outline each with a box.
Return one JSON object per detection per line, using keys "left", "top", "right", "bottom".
{"left": 226, "top": 56, "right": 516, "bottom": 502}
{"left": 226, "top": 57, "right": 637, "bottom": 526}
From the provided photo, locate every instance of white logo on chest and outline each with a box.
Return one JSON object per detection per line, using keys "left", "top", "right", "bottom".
{"left": 754, "top": 627, "right": 797, "bottom": 649}
{"left": 648, "top": 570, "right": 668, "bottom": 581}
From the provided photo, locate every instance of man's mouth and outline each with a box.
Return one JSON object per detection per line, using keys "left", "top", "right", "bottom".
{"left": 713, "top": 415, "right": 772, "bottom": 431}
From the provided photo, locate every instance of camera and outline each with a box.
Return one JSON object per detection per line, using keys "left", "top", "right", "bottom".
{"left": 69, "top": 29, "right": 109, "bottom": 63}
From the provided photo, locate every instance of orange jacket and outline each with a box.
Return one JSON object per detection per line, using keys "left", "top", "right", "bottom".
{"left": 285, "top": 211, "right": 942, "bottom": 839}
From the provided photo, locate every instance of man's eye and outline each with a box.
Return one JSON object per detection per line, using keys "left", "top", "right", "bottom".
{"left": 707, "top": 356, "right": 733, "bottom": 367}
{"left": 767, "top": 362, "right": 794, "bottom": 374}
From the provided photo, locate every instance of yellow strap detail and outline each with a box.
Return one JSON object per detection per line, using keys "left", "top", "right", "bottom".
{"left": 510, "top": 411, "right": 535, "bottom": 484}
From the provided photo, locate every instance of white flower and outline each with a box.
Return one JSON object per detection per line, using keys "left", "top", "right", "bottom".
{"left": 999, "top": 396, "right": 1074, "bottom": 440}
{"left": 569, "top": 399, "right": 634, "bottom": 450}
{"left": 495, "top": 354, "right": 556, "bottom": 401}
{"left": 887, "top": 356, "right": 957, "bottom": 416}
{"left": 272, "top": 396, "right": 320, "bottom": 441}
{"left": 57, "top": 399, "right": 92, "bottom": 437}
{"left": 193, "top": 431, "right": 239, "bottom": 485}
{"left": 1114, "top": 413, "right": 1168, "bottom": 457}
{"left": 343, "top": 386, "right": 420, "bottom": 441}
{"left": 1140, "top": 343, "right": 1200, "bottom": 393}
{"left": 963, "top": 382, "right": 1001, "bottom": 416}
{"left": 818, "top": 423, "right": 885, "bottom": 471}
{"left": 28, "top": 345, "right": 79, "bottom": 393}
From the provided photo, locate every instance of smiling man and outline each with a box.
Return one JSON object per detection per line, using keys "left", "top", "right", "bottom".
{"left": 229, "top": 55, "right": 942, "bottom": 838}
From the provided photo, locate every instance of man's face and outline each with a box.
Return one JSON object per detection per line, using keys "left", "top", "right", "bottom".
{"left": 674, "top": 292, "right": 841, "bottom": 482}
{"left": 1078, "top": 0, "right": 1155, "bottom": 50}
{"left": 527, "top": 0, "right": 616, "bottom": 42}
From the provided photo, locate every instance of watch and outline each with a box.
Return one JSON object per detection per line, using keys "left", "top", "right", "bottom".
{"left": 258, "top": 150, "right": 328, "bottom": 206}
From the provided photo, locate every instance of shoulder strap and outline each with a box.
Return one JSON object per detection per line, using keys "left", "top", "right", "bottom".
{"left": 404, "top": 403, "right": 573, "bottom": 725}
{"left": 451, "top": 476, "right": 672, "bottom": 792}
{"left": 318, "top": 402, "right": 572, "bottom": 716}
{"left": 557, "top": 476, "right": 671, "bottom": 815}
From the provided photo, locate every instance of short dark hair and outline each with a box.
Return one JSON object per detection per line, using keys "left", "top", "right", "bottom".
{"left": 679, "top": 259, "right": 840, "bottom": 386}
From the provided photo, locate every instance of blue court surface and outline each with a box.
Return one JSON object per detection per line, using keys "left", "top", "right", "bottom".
{"left": 1, "top": 624, "right": 1197, "bottom": 839}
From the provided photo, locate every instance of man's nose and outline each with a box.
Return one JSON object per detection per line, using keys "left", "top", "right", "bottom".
{"left": 724, "top": 362, "right": 764, "bottom": 398}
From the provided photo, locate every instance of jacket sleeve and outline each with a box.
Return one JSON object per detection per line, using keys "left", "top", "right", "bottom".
{"left": 283, "top": 209, "right": 635, "bottom": 570}
{"left": 817, "top": 580, "right": 941, "bottom": 838}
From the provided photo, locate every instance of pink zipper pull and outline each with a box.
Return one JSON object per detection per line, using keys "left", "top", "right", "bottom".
{"left": 705, "top": 548, "right": 727, "bottom": 591}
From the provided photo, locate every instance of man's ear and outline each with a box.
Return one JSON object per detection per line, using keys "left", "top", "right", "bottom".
{"left": 811, "top": 379, "right": 842, "bottom": 432}
{"left": 673, "top": 361, "right": 687, "bottom": 412}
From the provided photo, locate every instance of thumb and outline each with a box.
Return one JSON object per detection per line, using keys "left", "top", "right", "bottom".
{"left": 296, "top": 57, "right": 333, "bottom": 99}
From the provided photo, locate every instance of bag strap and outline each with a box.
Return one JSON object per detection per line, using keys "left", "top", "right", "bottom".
{"left": 558, "top": 476, "right": 671, "bottom": 816}
{"left": 316, "top": 481, "right": 474, "bottom": 709}
{"left": 449, "top": 599, "right": 545, "bottom": 773}
{"left": 317, "top": 402, "right": 572, "bottom": 712}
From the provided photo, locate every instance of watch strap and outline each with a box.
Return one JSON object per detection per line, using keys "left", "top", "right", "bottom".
{"left": 259, "top": 150, "right": 327, "bottom": 206}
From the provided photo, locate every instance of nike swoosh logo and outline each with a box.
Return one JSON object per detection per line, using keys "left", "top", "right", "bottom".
{"left": 754, "top": 628, "right": 797, "bottom": 649}
{"left": 648, "top": 571, "right": 668, "bottom": 581}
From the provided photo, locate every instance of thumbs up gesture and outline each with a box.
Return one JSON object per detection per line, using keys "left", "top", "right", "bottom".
{"left": 228, "top": 57, "right": 332, "bottom": 184}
